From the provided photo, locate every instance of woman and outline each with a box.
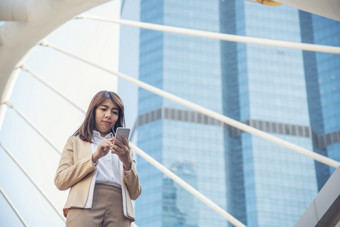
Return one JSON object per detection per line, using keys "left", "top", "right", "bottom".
{"left": 55, "top": 90, "right": 141, "bottom": 227}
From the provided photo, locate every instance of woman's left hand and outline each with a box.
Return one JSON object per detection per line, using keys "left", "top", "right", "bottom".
{"left": 111, "top": 134, "right": 132, "bottom": 170}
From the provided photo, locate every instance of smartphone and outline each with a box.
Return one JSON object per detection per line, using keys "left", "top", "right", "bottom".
{"left": 114, "top": 127, "right": 130, "bottom": 143}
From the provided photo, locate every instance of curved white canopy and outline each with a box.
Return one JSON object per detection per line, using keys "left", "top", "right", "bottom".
{"left": 276, "top": 0, "right": 340, "bottom": 22}
{"left": 0, "top": 0, "right": 111, "bottom": 104}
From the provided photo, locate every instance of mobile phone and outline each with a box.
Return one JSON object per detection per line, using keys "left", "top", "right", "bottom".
{"left": 114, "top": 127, "right": 130, "bottom": 143}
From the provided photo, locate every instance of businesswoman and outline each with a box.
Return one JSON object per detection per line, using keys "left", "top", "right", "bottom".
{"left": 55, "top": 90, "right": 141, "bottom": 227}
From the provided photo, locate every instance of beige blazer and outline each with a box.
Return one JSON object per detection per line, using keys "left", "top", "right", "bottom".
{"left": 54, "top": 135, "right": 141, "bottom": 220}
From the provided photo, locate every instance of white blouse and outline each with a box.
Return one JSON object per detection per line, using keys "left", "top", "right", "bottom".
{"left": 92, "top": 130, "right": 122, "bottom": 187}
{"left": 84, "top": 130, "right": 124, "bottom": 208}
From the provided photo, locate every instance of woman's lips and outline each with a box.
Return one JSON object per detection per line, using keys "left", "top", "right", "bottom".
{"left": 102, "top": 121, "right": 111, "bottom": 126}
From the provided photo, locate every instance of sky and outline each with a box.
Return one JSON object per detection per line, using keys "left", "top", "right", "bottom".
{"left": 0, "top": 1, "right": 137, "bottom": 226}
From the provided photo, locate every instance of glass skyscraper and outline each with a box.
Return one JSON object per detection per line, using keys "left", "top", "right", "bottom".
{"left": 133, "top": 1, "right": 340, "bottom": 226}
{"left": 300, "top": 11, "right": 340, "bottom": 189}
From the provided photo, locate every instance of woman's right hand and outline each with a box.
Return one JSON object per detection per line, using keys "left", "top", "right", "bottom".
{"left": 92, "top": 138, "right": 114, "bottom": 163}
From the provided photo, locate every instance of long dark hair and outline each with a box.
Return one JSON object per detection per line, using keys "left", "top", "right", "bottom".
{"left": 74, "top": 91, "right": 125, "bottom": 142}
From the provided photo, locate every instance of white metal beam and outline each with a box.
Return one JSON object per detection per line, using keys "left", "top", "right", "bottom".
{"left": 0, "top": 187, "right": 27, "bottom": 226}
{"left": 40, "top": 41, "right": 340, "bottom": 168}
{"left": 0, "top": 142, "right": 65, "bottom": 221}
{"left": 3, "top": 101, "right": 243, "bottom": 226}
{"left": 77, "top": 15, "right": 340, "bottom": 54}
{"left": 131, "top": 143, "right": 246, "bottom": 227}
{"left": 0, "top": 0, "right": 111, "bottom": 131}
{"left": 20, "top": 65, "right": 85, "bottom": 114}
{"left": 4, "top": 101, "right": 61, "bottom": 155}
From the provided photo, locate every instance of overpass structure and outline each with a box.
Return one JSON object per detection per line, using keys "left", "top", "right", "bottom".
{"left": 0, "top": 0, "right": 339, "bottom": 226}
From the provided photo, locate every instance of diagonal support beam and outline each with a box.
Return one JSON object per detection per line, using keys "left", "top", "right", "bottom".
{"left": 4, "top": 101, "right": 61, "bottom": 155}
{"left": 77, "top": 15, "right": 340, "bottom": 54}
{"left": 0, "top": 143, "right": 65, "bottom": 221}
{"left": 40, "top": 41, "right": 340, "bottom": 168}
{"left": 20, "top": 65, "right": 85, "bottom": 114}
{"left": 131, "top": 143, "right": 246, "bottom": 227}
{"left": 0, "top": 187, "right": 27, "bottom": 226}
{"left": 2, "top": 101, "right": 243, "bottom": 226}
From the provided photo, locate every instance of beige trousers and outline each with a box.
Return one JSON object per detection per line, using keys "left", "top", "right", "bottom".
{"left": 66, "top": 184, "right": 131, "bottom": 227}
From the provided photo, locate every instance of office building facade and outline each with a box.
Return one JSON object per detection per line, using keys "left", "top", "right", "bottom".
{"left": 134, "top": 1, "right": 340, "bottom": 226}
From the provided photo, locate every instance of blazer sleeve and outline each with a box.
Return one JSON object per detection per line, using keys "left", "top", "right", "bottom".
{"left": 123, "top": 152, "right": 142, "bottom": 200}
{"left": 54, "top": 136, "right": 96, "bottom": 191}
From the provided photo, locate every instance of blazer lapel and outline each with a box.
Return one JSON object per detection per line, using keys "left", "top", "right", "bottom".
{"left": 76, "top": 137, "right": 93, "bottom": 160}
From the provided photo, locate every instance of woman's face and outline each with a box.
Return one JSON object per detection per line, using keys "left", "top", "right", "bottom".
{"left": 95, "top": 99, "right": 119, "bottom": 137}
